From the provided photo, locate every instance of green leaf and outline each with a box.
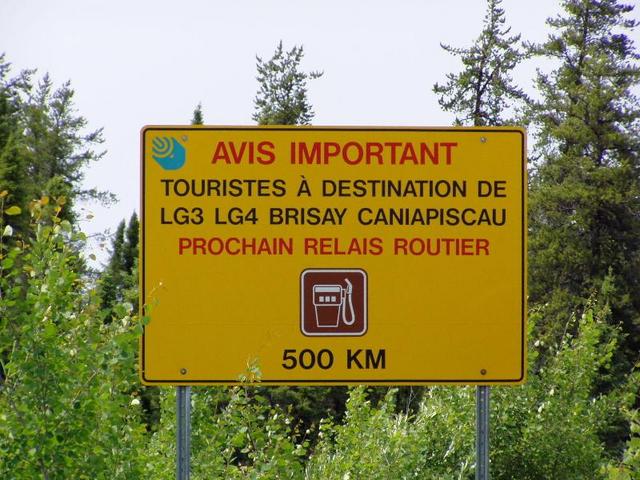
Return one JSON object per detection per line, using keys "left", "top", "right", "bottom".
{"left": 5, "top": 206, "right": 21, "bottom": 216}
{"left": 2, "top": 224, "right": 12, "bottom": 237}
{"left": 44, "top": 323, "right": 57, "bottom": 337}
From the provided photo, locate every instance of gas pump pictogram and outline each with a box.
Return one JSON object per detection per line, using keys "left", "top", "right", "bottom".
{"left": 301, "top": 269, "right": 367, "bottom": 336}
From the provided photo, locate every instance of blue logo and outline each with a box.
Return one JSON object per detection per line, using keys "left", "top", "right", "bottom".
{"left": 152, "top": 136, "right": 186, "bottom": 170}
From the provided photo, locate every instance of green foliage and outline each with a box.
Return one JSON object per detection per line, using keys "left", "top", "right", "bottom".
{"left": 22, "top": 74, "right": 112, "bottom": 222}
{"left": 0, "top": 54, "right": 32, "bottom": 237}
{"left": 603, "top": 408, "right": 640, "bottom": 479}
{"left": 527, "top": 0, "right": 640, "bottom": 357}
{"left": 433, "top": 0, "right": 527, "bottom": 126}
{"left": 143, "top": 385, "right": 309, "bottom": 479}
{"left": 253, "top": 41, "right": 322, "bottom": 126}
{"left": 97, "top": 211, "right": 154, "bottom": 432}
{"left": 0, "top": 55, "right": 112, "bottom": 233}
{"left": 490, "top": 304, "right": 625, "bottom": 480}
{"left": 306, "top": 387, "right": 474, "bottom": 479}
{"left": 306, "top": 303, "right": 634, "bottom": 479}
{"left": 123, "top": 212, "right": 139, "bottom": 274}
{"left": 99, "top": 220, "right": 126, "bottom": 315}
{"left": 191, "top": 102, "right": 204, "bottom": 125}
{"left": 256, "top": 386, "right": 349, "bottom": 444}
{"left": 2, "top": 5, "right": 640, "bottom": 478}
{"left": 24, "top": 75, "right": 103, "bottom": 187}
{"left": 0, "top": 199, "right": 147, "bottom": 479}
{"left": 2, "top": 198, "right": 635, "bottom": 479}
{"left": 99, "top": 213, "right": 139, "bottom": 321}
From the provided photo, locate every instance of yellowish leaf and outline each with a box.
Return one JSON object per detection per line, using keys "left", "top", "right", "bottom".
{"left": 5, "top": 206, "right": 21, "bottom": 216}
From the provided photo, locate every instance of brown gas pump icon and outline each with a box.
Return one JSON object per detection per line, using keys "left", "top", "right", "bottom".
{"left": 301, "top": 269, "right": 367, "bottom": 336}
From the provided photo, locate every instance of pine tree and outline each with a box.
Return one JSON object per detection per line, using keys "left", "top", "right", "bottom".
{"left": 122, "top": 212, "right": 139, "bottom": 274}
{"left": 253, "top": 41, "right": 322, "bottom": 125}
{"left": 191, "top": 102, "right": 204, "bottom": 125}
{"left": 0, "top": 56, "right": 111, "bottom": 231}
{"left": 21, "top": 74, "right": 110, "bottom": 224}
{"left": 0, "top": 55, "right": 31, "bottom": 237}
{"left": 99, "top": 220, "right": 126, "bottom": 318}
{"left": 433, "top": 0, "right": 527, "bottom": 126}
{"left": 99, "top": 213, "right": 139, "bottom": 319}
{"left": 528, "top": 0, "right": 640, "bottom": 358}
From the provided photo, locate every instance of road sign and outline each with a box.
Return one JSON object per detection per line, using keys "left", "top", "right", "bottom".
{"left": 140, "top": 126, "right": 527, "bottom": 385}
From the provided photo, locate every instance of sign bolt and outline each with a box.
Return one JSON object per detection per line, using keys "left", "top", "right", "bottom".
{"left": 480, "top": 137, "right": 487, "bottom": 143}
{"left": 480, "top": 369, "right": 487, "bottom": 375}
{"left": 180, "top": 368, "right": 187, "bottom": 375}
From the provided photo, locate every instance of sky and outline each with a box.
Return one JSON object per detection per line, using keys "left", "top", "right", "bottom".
{"left": 1, "top": 0, "right": 638, "bottom": 264}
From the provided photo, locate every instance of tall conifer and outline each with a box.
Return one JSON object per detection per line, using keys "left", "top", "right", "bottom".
{"left": 21, "top": 76, "right": 109, "bottom": 223}
{"left": 191, "top": 102, "right": 204, "bottom": 125}
{"left": 528, "top": 0, "right": 640, "bottom": 357}
{"left": 99, "top": 220, "right": 126, "bottom": 318}
{"left": 0, "top": 56, "right": 31, "bottom": 237}
{"left": 433, "top": 0, "right": 526, "bottom": 126}
{"left": 253, "top": 41, "right": 322, "bottom": 125}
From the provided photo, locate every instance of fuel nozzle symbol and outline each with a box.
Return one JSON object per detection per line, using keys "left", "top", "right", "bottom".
{"left": 342, "top": 278, "right": 355, "bottom": 325}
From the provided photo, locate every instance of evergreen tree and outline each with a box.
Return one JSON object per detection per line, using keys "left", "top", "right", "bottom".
{"left": 100, "top": 220, "right": 126, "bottom": 318}
{"left": 191, "top": 102, "right": 204, "bottom": 125}
{"left": 123, "top": 212, "right": 139, "bottom": 274}
{"left": 20, "top": 74, "right": 111, "bottom": 225}
{"left": 528, "top": 0, "right": 640, "bottom": 359}
{"left": 0, "top": 56, "right": 110, "bottom": 230}
{"left": 253, "top": 41, "right": 322, "bottom": 125}
{"left": 0, "top": 55, "right": 31, "bottom": 237}
{"left": 433, "top": 0, "right": 527, "bottom": 126}
{"left": 99, "top": 213, "right": 139, "bottom": 319}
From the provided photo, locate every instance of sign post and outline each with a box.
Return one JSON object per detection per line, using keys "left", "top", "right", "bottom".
{"left": 140, "top": 126, "right": 527, "bottom": 386}
{"left": 176, "top": 386, "right": 191, "bottom": 480}
{"left": 476, "top": 385, "right": 490, "bottom": 479}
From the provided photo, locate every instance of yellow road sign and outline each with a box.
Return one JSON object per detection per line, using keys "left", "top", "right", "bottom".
{"left": 140, "top": 126, "right": 527, "bottom": 385}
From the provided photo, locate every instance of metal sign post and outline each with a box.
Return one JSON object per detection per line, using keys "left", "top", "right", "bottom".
{"left": 176, "top": 386, "right": 191, "bottom": 480}
{"left": 476, "top": 385, "right": 490, "bottom": 480}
